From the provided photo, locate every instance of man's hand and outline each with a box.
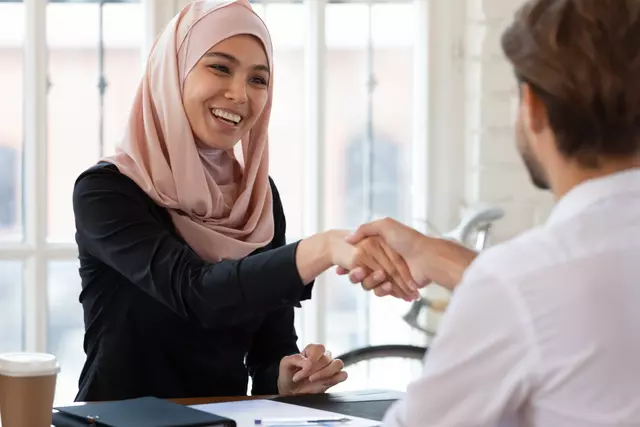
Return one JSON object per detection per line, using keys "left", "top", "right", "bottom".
{"left": 277, "top": 344, "right": 347, "bottom": 396}
{"left": 337, "top": 236, "right": 419, "bottom": 300}
{"left": 327, "top": 231, "right": 419, "bottom": 301}
{"left": 343, "top": 218, "right": 478, "bottom": 293}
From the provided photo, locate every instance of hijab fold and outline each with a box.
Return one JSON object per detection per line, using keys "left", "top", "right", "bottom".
{"left": 104, "top": 0, "right": 275, "bottom": 262}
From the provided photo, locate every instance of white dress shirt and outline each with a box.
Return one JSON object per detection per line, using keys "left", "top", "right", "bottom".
{"left": 383, "top": 168, "right": 640, "bottom": 427}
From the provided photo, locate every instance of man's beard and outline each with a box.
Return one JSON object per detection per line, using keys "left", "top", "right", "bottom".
{"left": 516, "top": 120, "right": 550, "bottom": 190}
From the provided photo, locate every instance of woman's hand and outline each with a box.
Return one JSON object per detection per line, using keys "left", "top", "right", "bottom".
{"left": 328, "top": 231, "right": 419, "bottom": 301}
{"left": 295, "top": 230, "right": 417, "bottom": 299}
{"left": 277, "top": 344, "right": 347, "bottom": 395}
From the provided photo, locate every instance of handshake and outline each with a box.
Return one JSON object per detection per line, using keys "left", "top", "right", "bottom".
{"left": 327, "top": 218, "right": 479, "bottom": 301}
{"left": 278, "top": 218, "right": 481, "bottom": 396}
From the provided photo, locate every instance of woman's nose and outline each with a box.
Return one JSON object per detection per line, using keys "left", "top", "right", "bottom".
{"left": 225, "top": 77, "right": 248, "bottom": 104}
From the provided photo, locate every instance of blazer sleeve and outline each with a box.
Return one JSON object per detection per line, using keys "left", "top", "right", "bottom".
{"left": 245, "top": 185, "right": 311, "bottom": 394}
{"left": 72, "top": 165, "right": 312, "bottom": 328}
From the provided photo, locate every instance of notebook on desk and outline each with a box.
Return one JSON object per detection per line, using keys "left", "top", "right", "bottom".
{"left": 52, "top": 396, "right": 236, "bottom": 427}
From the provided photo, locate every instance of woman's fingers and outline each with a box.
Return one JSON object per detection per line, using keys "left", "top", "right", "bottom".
{"left": 299, "top": 371, "right": 349, "bottom": 394}
{"left": 352, "top": 249, "right": 385, "bottom": 290}
{"left": 308, "top": 359, "right": 345, "bottom": 383}
{"left": 348, "top": 267, "right": 386, "bottom": 285}
{"left": 361, "top": 269, "right": 388, "bottom": 290}
{"left": 373, "top": 282, "right": 393, "bottom": 297}
{"left": 336, "top": 266, "right": 349, "bottom": 275}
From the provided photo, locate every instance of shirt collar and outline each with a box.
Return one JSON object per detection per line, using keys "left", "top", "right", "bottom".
{"left": 546, "top": 168, "right": 640, "bottom": 226}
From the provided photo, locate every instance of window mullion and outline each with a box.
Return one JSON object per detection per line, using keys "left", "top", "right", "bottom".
{"left": 98, "top": 0, "right": 107, "bottom": 158}
{"left": 302, "top": 0, "right": 326, "bottom": 346}
{"left": 23, "top": 0, "right": 49, "bottom": 353}
{"left": 410, "top": 0, "right": 430, "bottom": 235}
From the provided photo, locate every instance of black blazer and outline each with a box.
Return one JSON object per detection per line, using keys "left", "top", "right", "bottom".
{"left": 72, "top": 162, "right": 312, "bottom": 402}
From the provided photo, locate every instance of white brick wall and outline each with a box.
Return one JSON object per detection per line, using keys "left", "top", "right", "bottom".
{"left": 464, "top": 0, "right": 555, "bottom": 243}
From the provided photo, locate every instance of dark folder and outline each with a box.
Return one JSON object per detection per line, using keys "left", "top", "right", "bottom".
{"left": 52, "top": 396, "right": 236, "bottom": 427}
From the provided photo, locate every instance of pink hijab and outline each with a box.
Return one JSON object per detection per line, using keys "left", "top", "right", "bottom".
{"left": 104, "top": 0, "right": 275, "bottom": 262}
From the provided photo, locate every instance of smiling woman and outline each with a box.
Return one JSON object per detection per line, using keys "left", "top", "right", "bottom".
{"left": 182, "top": 35, "right": 270, "bottom": 151}
{"left": 0, "top": 0, "right": 432, "bottom": 406}
{"left": 68, "top": 0, "right": 414, "bottom": 403}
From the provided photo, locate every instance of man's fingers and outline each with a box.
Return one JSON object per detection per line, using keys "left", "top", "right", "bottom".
{"left": 379, "top": 243, "right": 419, "bottom": 300}
{"left": 345, "top": 220, "right": 387, "bottom": 244}
{"left": 381, "top": 243, "right": 416, "bottom": 290}
{"left": 369, "top": 241, "right": 415, "bottom": 300}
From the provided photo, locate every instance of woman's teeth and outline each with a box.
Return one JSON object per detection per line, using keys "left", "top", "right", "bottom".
{"left": 211, "top": 108, "right": 241, "bottom": 125}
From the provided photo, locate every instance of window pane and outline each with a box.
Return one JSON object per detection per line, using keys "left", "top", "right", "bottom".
{"left": 252, "top": 3, "right": 307, "bottom": 337}
{"left": 47, "top": 1, "right": 142, "bottom": 243}
{"left": 101, "top": 2, "right": 143, "bottom": 156}
{"left": 0, "top": 2, "right": 24, "bottom": 242}
{"left": 254, "top": 3, "right": 305, "bottom": 242}
{"left": 323, "top": 1, "right": 418, "bottom": 363}
{"left": 0, "top": 262, "right": 23, "bottom": 353}
{"left": 48, "top": 260, "right": 84, "bottom": 406}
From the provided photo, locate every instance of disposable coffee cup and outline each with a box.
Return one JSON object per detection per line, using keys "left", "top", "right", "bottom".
{"left": 0, "top": 352, "right": 60, "bottom": 427}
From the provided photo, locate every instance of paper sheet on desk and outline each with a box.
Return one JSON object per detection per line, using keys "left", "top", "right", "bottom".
{"left": 192, "top": 400, "right": 381, "bottom": 427}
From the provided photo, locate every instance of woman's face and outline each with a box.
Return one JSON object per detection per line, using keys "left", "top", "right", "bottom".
{"left": 183, "top": 34, "right": 270, "bottom": 150}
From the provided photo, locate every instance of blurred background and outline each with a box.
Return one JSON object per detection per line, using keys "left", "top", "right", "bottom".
{"left": 0, "top": 0, "right": 554, "bottom": 404}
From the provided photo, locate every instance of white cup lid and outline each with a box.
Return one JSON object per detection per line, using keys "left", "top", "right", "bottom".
{"left": 0, "top": 352, "right": 60, "bottom": 377}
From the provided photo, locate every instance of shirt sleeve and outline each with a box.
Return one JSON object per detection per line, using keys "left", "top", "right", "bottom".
{"left": 382, "top": 268, "right": 538, "bottom": 427}
{"left": 72, "top": 165, "right": 311, "bottom": 329}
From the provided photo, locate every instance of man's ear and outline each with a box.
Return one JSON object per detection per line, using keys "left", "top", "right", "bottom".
{"left": 520, "top": 83, "right": 548, "bottom": 135}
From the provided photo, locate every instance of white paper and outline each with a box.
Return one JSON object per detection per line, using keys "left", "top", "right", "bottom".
{"left": 191, "top": 399, "right": 381, "bottom": 427}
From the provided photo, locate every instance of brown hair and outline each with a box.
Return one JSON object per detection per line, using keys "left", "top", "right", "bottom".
{"left": 501, "top": 0, "right": 640, "bottom": 167}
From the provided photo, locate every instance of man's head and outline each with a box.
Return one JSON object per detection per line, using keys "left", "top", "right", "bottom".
{"left": 501, "top": 0, "right": 640, "bottom": 191}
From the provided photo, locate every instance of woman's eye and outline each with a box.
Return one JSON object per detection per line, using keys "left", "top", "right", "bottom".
{"left": 209, "top": 64, "right": 230, "bottom": 73}
{"left": 250, "top": 76, "right": 267, "bottom": 86}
